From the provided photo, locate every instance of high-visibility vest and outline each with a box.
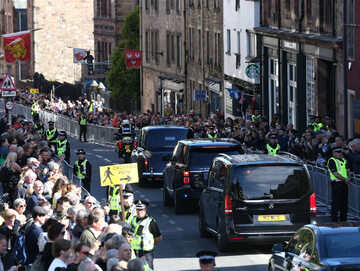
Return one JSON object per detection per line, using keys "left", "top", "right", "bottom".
{"left": 80, "top": 117, "right": 87, "bottom": 126}
{"left": 266, "top": 144, "right": 280, "bottom": 155}
{"left": 109, "top": 186, "right": 121, "bottom": 213}
{"left": 31, "top": 103, "right": 40, "bottom": 114}
{"left": 327, "top": 157, "right": 348, "bottom": 182}
{"left": 75, "top": 159, "right": 88, "bottom": 179}
{"left": 46, "top": 128, "right": 57, "bottom": 142}
{"left": 34, "top": 123, "right": 44, "bottom": 135}
{"left": 208, "top": 133, "right": 218, "bottom": 139}
{"left": 131, "top": 216, "right": 155, "bottom": 251}
{"left": 125, "top": 204, "right": 137, "bottom": 224}
{"left": 251, "top": 114, "right": 261, "bottom": 122}
{"left": 57, "top": 139, "right": 68, "bottom": 156}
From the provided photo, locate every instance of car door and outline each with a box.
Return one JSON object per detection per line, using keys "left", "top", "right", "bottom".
{"left": 206, "top": 161, "right": 222, "bottom": 230}
{"left": 167, "top": 143, "right": 183, "bottom": 196}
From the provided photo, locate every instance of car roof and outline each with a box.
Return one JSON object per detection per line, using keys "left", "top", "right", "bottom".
{"left": 178, "top": 138, "right": 240, "bottom": 147}
{"left": 218, "top": 154, "right": 303, "bottom": 166}
{"left": 306, "top": 222, "right": 360, "bottom": 235}
{"left": 142, "top": 126, "right": 189, "bottom": 131}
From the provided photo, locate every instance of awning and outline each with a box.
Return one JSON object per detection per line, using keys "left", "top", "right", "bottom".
{"left": 204, "top": 76, "right": 221, "bottom": 85}
{"left": 158, "top": 75, "right": 184, "bottom": 83}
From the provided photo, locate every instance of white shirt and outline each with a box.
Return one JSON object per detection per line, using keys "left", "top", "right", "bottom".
{"left": 48, "top": 258, "right": 67, "bottom": 271}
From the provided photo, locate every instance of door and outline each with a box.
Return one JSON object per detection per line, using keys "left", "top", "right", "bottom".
{"left": 206, "top": 161, "right": 223, "bottom": 230}
{"left": 167, "top": 143, "right": 183, "bottom": 195}
{"left": 287, "top": 63, "right": 297, "bottom": 128}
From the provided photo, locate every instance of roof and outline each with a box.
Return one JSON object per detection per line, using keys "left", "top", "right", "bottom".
{"left": 178, "top": 138, "right": 240, "bottom": 147}
{"left": 219, "top": 154, "right": 303, "bottom": 166}
{"left": 142, "top": 126, "right": 189, "bottom": 131}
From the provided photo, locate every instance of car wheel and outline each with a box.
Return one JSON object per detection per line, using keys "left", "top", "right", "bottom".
{"left": 217, "top": 218, "right": 232, "bottom": 252}
{"left": 163, "top": 182, "right": 173, "bottom": 207}
{"left": 174, "top": 190, "right": 184, "bottom": 214}
{"left": 199, "top": 212, "right": 211, "bottom": 238}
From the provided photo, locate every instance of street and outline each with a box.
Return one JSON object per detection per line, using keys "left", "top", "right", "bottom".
{"left": 68, "top": 137, "right": 271, "bottom": 271}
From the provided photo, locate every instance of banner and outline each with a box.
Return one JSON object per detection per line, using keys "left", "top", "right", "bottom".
{"left": 73, "top": 48, "right": 87, "bottom": 63}
{"left": 125, "top": 49, "right": 141, "bottom": 69}
{"left": 226, "top": 88, "right": 240, "bottom": 99}
{"left": 3, "top": 30, "right": 31, "bottom": 62}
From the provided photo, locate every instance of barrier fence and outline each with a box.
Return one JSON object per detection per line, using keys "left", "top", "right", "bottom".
{"left": 2, "top": 100, "right": 360, "bottom": 219}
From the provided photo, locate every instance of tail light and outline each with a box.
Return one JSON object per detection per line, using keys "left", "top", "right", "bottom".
{"left": 118, "top": 141, "right": 123, "bottom": 149}
{"left": 183, "top": 171, "right": 190, "bottom": 184}
{"left": 144, "top": 158, "right": 149, "bottom": 167}
{"left": 225, "top": 195, "right": 233, "bottom": 214}
{"left": 310, "top": 193, "right": 316, "bottom": 213}
{"left": 133, "top": 140, "right": 137, "bottom": 148}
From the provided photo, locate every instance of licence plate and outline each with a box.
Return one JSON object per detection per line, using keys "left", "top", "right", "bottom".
{"left": 125, "top": 144, "right": 130, "bottom": 150}
{"left": 258, "top": 215, "right": 286, "bottom": 222}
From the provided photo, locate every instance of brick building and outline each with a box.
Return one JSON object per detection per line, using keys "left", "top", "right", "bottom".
{"left": 27, "top": 0, "right": 94, "bottom": 84}
{"left": 255, "top": 0, "right": 344, "bottom": 134}
{"left": 141, "top": 0, "right": 185, "bottom": 114}
{"left": 94, "top": 0, "right": 138, "bottom": 62}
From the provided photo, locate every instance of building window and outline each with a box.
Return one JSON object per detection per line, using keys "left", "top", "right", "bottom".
{"left": 154, "top": 0, "right": 158, "bottom": 11}
{"left": 347, "top": 0, "right": 355, "bottom": 60}
{"left": 97, "top": 41, "right": 101, "bottom": 62}
{"left": 226, "top": 29, "right": 231, "bottom": 54}
{"left": 235, "top": 0, "right": 240, "bottom": 10}
{"left": 166, "top": 0, "right": 170, "bottom": 13}
{"left": 214, "top": 33, "right": 218, "bottom": 66}
{"left": 206, "top": 0, "right": 209, "bottom": 9}
{"left": 177, "top": 34, "right": 182, "bottom": 67}
{"left": 171, "top": 34, "right": 175, "bottom": 62}
{"left": 268, "top": 58, "right": 279, "bottom": 120}
{"left": 306, "top": 57, "right": 316, "bottom": 124}
{"left": 206, "top": 31, "right": 210, "bottom": 64}
{"left": 145, "top": 0, "right": 149, "bottom": 11}
{"left": 214, "top": 0, "right": 219, "bottom": 9}
{"left": 236, "top": 31, "right": 240, "bottom": 68}
{"left": 189, "top": 27, "right": 194, "bottom": 59}
{"left": 247, "top": 32, "right": 256, "bottom": 57}
{"left": 217, "top": 33, "right": 221, "bottom": 67}
{"left": 109, "top": 42, "right": 112, "bottom": 57}
{"left": 166, "top": 33, "right": 171, "bottom": 65}
{"left": 155, "top": 32, "right": 159, "bottom": 64}
{"left": 176, "top": 0, "right": 181, "bottom": 12}
{"left": 198, "top": 29, "right": 201, "bottom": 63}
{"left": 287, "top": 63, "right": 297, "bottom": 127}
{"left": 151, "top": 32, "right": 154, "bottom": 59}
{"left": 188, "top": 0, "right": 194, "bottom": 8}
{"left": 145, "top": 31, "right": 150, "bottom": 61}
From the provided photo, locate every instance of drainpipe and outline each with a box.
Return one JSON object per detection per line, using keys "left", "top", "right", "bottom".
{"left": 183, "top": 0, "right": 187, "bottom": 114}
{"left": 343, "top": 0, "right": 348, "bottom": 138}
{"left": 277, "top": 0, "right": 281, "bottom": 123}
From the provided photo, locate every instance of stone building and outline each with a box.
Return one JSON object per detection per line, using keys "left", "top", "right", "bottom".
{"left": 94, "top": 0, "right": 138, "bottom": 62}
{"left": 255, "top": 0, "right": 344, "bottom": 133}
{"left": 27, "top": 0, "right": 94, "bottom": 84}
{"left": 186, "top": 0, "right": 224, "bottom": 116}
{"left": 141, "top": 0, "right": 185, "bottom": 114}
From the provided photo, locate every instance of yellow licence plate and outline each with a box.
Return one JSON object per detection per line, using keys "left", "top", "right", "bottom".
{"left": 125, "top": 145, "right": 130, "bottom": 149}
{"left": 258, "top": 215, "right": 286, "bottom": 222}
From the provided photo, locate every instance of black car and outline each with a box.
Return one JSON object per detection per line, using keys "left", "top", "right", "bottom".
{"left": 131, "top": 126, "right": 190, "bottom": 185}
{"left": 269, "top": 223, "right": 360, "bottom": 271}
{"left": 198, "top": 153, "right": 316, "bottom": 251}
{"left": 162, "top": 138, "right": 243, "bottom": 214}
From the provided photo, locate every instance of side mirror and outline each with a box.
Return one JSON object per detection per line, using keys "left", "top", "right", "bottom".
{"left": 161, "top": 154, "right": 171, "bottom": 162}
{"left": 272, "top": 242, "right": 286, "bottom": 253}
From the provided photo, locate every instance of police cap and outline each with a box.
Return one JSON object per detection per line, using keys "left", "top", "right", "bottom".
{"left": 76, "top": 149, "right": 86, "bottom": 155}
{"left": 269, "top": 134, "right": 277, "bottom": 139}
{"left": 134, "top": 200, "right": 149, "bottom": 209}
{"left": 59, "top": 131, "right": 67, "bottom": 137}
{"left": 48, "top": 121, "right": 54, "bottom": 125}
{"left": 196, "top": 251, "right": 217, "bottom": 264}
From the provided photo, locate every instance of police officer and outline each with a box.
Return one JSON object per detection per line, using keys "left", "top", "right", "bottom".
{"left": 266, "top": 134, "right": 280, "bottom": 155}
{"left": 196, "top": 251, "right": 219, "bottom": 271}
{"left": 79, "top": 113, "right": 88, "bottom": 142}
{"left": 251, "top": 109, "right": 261, "bottom": 123}
{"left": 131, "top": 200, "right": 162, "bottom": 269}
{"left": 46, "top": 121, "right": 58, "bottom": 150}
{"left": 207, "top": 126, "right": 218, "bottom": 139}
{"left": 327, "top": 145, "right": 351, "bottom": 222}
{"left": 122, "top": 186, "right": 136, "bottom": 224}
{"left": 73, "top": 149, "right": 92, "bottom": 193}
{"left": 56, "top": 131, "right": 70, "bottom": 163}
{"left": 31, "top": 101, "right": 40, "bottom": 122}
{"left": 34, "top": 118, "right": 44, "bottom": 138}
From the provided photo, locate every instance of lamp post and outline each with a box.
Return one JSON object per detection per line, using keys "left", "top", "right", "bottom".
{"left": 89, "top": 80, "right": 98, "bottom": 101}
{"left": 97, "top": 82, "right": 105, "bottom": 102}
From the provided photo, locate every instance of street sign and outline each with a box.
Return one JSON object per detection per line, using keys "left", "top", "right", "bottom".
{"left": 1, "top": 90, "right": 17, "bottom": 97}
{"left": 0, "top": 74, "right": 16, "bottom": 91}
{"left": 193, "top": 90, "right": 207, "bottom": 101}
{"left": 5, "top": 101, "right": 14, "bottom": 110}
{"left": 30, "top": 88, "right": 39, "bottom": 94}
{"left": 99, "top": 163, "right": 139, "bottom": 186}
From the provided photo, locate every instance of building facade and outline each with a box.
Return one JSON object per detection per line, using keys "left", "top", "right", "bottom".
{"left": 186, "top": 0, "right": 224, "bottom": 117}
{"left": 223, "top": 0, "right": 260, "bottom": 119}
{"left": 27, "top": 0, "right": 94, "bottom": 84}
{"left": 94, "top": 0, "right": 138, "bottom": 62}
{"left": 255, "top": 0, "right": 344, "bottom": 133}
{"left": 141, "top": 0, "right": 185, "bottom": 114}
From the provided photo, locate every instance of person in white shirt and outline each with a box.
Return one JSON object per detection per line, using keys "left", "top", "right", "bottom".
{"left": 48, "top": 239, "right": 74, "bottom": 271}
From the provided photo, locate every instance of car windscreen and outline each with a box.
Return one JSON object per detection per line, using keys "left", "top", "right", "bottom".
{"left": 189, "top": 147, "right": 242, "bottom": 168}
{"left": 323, "top": 233, "right": 360, "bottom": 258}
{"left": 146, "top": 129, "right": 188, "bottom": 150}
{"left": 230, "top": 165, "right": 309, "bottom": 200}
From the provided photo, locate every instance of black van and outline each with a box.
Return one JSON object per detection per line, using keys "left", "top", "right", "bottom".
{"left": 198, "top": 153, "right": 316, "bottom": 251}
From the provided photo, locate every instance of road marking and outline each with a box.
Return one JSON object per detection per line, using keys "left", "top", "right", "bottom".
{"left": 140, "top": 194, "right": 145, "bottom": 198}
{"left": 169, "top": 220, "right": 176, "bottom": 225}
{"left": 161, "top": 214, "right": 168, "bottom": 218}
{"left": 104, "top": 158, "right": 111, "bottom": 162}
{"left": 96, "top": 155, "right": 103, "bottom": 159}
{"left": 176, "top": 226, "right": 184, "bottom": 231}
{"left": 87, "top": 152, "right": 93, "bottom": 155}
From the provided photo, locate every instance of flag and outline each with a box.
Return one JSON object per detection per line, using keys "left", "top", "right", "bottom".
{"left": 73, "top": 48, "right": 87, "bottom": 63}
{"left": 125, "top": 49, "right": 141, "bottom": 69}
{"left": 226, "top": 88, "right": 240, "bottom": 99}
{"left": 3, "top": 30, "right": 31, "bottom": 62}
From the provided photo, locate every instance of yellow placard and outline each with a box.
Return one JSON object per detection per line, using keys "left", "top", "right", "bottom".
{"left": 99, "top": 163, "right": 139, "bottom": 186}
{"left": 30, "top": 88, "right": 39, "bottom": 94}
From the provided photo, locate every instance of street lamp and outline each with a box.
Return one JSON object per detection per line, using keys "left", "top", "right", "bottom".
{"left": 89, "top": 80, "right": 98, "bottom": 101}
{"left": 97, "top": 82, "right": 106, "bottom": 102}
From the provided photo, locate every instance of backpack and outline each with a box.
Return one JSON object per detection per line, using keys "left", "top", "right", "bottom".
{"left": 11, "top": 233, "right": 28, "bottom": 265}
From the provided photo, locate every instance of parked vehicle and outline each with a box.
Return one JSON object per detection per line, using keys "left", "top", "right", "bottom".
{"left": 131, "top": 126, "right": 190, "bottom": 185}
{"left": 269, "top": 222, "right": 360, "bottom": 270}
{"left": 198, "top": 152, "right": 316, "bottom": 251}
{"left": 162, "top": 138, "right": 243, "bottom": 214}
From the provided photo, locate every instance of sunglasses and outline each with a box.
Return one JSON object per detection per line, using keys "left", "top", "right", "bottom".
{"left": 18, "top": 205, "right": 26, "bottom": 208}
{"left": 80, "top": 251, "right": 90, "bottom": 256}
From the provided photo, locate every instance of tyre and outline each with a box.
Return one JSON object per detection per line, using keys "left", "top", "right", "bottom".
{"left": 217, "top": 218, "right": 232, "bottom": 252}
{"left": 174, "top": 190, "right": 184, "bottom": 214}
{"left": 124, "top": 153, "right": 131, "bottom": 163}
{"left": 199, "top": 212, "right": 211, "bottom": 237}
{"left": 163, "top": 182, "right": 173, "bottom": 206}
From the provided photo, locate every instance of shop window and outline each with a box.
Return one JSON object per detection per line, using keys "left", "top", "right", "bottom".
{"left": 306, "top": 57, "right": 316, "bottom": 124}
